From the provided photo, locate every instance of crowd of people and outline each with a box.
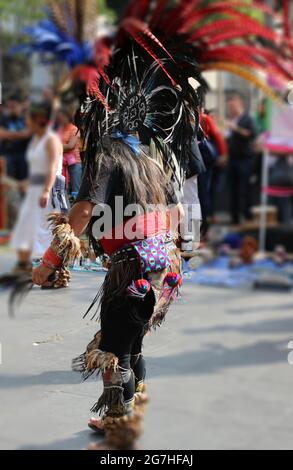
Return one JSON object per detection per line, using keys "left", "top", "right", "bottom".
{"left": 0, "top": 90, "right": 82, "bottom": 198}
{"left": 0, "top": 91, "right": 83, "bottom": 273}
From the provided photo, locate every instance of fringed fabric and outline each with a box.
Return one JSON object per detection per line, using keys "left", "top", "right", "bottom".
{"left": 90, "top": 366, "right": 133, "bottom": 417}
{"left": 84, "top": 256, "right": 140, "bottom": 321}
{"left": 90, "top": 385, "right": 126, "bottom": 416}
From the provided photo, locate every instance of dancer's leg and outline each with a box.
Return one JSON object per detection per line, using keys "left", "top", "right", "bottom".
{"left": 86, "top": 296, "right": 150, "bottom": 448}
{"left": 131, "top": 334, "right": 146, "bottom": 392}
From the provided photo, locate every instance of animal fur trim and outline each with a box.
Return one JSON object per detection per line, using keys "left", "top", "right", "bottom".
{"left": 86, "top": 348, "right": 119, "bottom": 372}
{"left": 53, "top": 267, "right": 71, "bottom": 288}
{"left": 72, "top": 331, "right": 101, "bottom": 376}
{"left": 47, "top": 213, "right": 81, "bottom": 265}
{"left": 103, "top": 411, "right": 144, "bottom": 449}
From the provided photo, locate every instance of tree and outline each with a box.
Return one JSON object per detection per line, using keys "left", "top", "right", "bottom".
{"left": 0, "top": 0, "right": 46, "bottom": 22}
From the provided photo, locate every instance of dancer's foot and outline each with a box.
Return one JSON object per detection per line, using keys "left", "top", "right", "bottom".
{"left": 88, "top": 417, "right": 105, "bottom": 434}
{"left": 135, "top": 390, "right": 148, "bottom": 403}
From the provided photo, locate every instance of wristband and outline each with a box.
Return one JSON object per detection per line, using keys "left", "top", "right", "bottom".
{"left": 42, "top": 246, "right": 62, "bottom": 269}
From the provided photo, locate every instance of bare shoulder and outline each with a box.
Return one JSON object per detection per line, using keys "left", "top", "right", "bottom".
{"left": 46, "top": 131, "right": 62, "bottom": 152}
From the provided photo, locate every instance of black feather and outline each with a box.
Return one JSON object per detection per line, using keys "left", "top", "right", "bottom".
{"left": 0, "top": 274, "right": 33, "bottom": 317}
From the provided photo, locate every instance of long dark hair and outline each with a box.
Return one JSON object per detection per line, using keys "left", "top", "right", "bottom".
{"left": 95, "top": 138, "right": 168, "bottom": 210}
{"left": 29, "top": 101, "right": 52, "bottom": 127}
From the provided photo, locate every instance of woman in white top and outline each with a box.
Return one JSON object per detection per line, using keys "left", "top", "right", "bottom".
{"left": 11, "top": 101, "right": 65, "bottom": 274}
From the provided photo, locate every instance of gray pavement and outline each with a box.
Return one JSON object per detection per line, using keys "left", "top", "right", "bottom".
{"left": 1, "top": 250, "right": 293, "bottom": 449}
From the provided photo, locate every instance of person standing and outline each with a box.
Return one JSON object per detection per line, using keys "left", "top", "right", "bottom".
{"left": 199, "top": 110, "right": 227, "bottom": 223}
{"left": 226, "top": 94, "right": 257, "bottom": 224}
{"left": 57, "top": 108, "right": 82, "bottom": 197}
{"left": 180, "top": 135, "right": 205, "bottom": 251}
{"left": 0, "top": 95, "right": 30, "bottom": 194}
{"left": 10, "top": 102, "right": 67, "bottom": 277}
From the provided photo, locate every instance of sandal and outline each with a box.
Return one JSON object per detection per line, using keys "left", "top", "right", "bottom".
{"left": 88, "top": 417, "right": 105, "bottom": 435}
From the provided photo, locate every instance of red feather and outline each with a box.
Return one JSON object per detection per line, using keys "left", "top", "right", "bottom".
{"left": 189, "top": 17, "right": 276, "bottom": 43}
{"left": 161, "top": 0, "right": 201, "bottom": 36}
{"left": 127, "top": 0, "right": 150, "bottom": 21}
{"left": 136, "top": 37, "right": 176, "bottom": 85}
{"left": 202, "top": 44, "right": 292, "bottom": 80}
{"left": 207, "top": 27, "right": 276, "bottom": 46}
{"left": 201, "top": 48, "right": 291, "bottom": 83}
{"left": 283, "top": 0, "right": 291, "bottom": 38}
{"left": 73, "top": 66, "right": 109, "bottom": 111}
{"left": 94, "top": 37, "right": 112, "bottom": 85}
{"left": 149, "top": 0, "right": 169, "bottom": 28}
{"left": 87, "top": 81, "right": 110, "bottom": 111}
{"left": 122, "top": 18, "right": 174, "bottom": 61}
{"left": 179, "top": 2, "right": 269, "bottom": 33}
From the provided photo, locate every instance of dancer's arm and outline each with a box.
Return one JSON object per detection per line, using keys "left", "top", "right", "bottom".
{"left": 32, "top": 200, "right": 94, "bottom": 285}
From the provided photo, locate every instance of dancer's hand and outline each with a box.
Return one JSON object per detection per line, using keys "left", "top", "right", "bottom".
{"left": 32, "top": 265, "right": 54, "bottom": 285}
{"left": 39, "top": 189, "right": 50, "bottom": 208}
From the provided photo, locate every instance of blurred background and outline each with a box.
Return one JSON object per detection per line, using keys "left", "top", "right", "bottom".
{"left": 1, "top": 0, "right": 293, "bottom": 451}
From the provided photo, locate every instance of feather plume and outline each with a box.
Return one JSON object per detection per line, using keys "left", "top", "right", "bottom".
{"left": 0, "top": 274, "right": 33, "bottom": 317}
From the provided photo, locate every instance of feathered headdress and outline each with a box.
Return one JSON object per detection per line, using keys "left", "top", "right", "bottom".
{"left": 81, "top": 10, "right": 209, "bottom": 188}
{"left": 105, "top": 0, "right": 293, "bottom": 101}
{"left": 80, "top": 0, "right": 293, "bottom": 190}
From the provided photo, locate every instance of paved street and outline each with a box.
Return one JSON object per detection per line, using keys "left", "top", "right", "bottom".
{"left": 1, "top": 250, "right": 293, "bottom": 450}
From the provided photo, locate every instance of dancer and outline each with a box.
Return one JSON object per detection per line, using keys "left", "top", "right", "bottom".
{"left": 11, "top": 0, "right": 293, "bottom": 451}
{"left": 31, "top": 14, "right": 207, "bottom": 445}
{"left": 11, "top": 102, "right": 68, "bottom": 283}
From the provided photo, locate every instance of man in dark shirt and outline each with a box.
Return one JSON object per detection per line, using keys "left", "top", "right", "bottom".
{"left": 226, "top": 94, "right": 257, "bottom": 224}
{"left": 0, "top": 96, "right": 30, "bottom": 186}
